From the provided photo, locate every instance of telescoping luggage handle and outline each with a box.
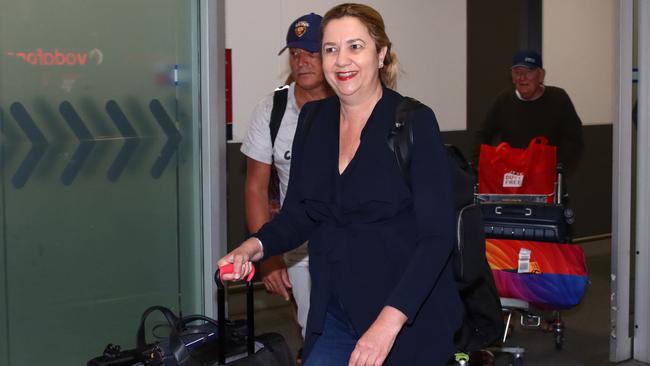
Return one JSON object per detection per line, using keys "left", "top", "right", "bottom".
{"left": 214, "top": 264, "right": 256, "bottom": 365}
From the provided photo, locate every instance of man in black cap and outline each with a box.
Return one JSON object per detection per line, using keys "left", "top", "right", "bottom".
{"left": 472, "top": 49, "right": 584, "bottom": 172}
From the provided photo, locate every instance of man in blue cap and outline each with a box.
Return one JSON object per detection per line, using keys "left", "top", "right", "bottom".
{"left": 240, "top": 12, "right": 332, "bottom": 350}
{"left": 473, "top": 49, "right": 584, "bottom": 172}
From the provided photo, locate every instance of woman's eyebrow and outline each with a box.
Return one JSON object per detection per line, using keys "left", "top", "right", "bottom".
{"left": 322, "top": 38, "right": 367, "bottom": 46}
{"left": 346, "top": 38, "right": 366, "bottom": 45}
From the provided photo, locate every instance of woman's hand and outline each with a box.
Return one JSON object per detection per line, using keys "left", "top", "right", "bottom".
{"left": 348, "top": 306, "right": 407, "bottom": 366}
{"left": 216, "top": 237, "right": 264, "bottom": 281}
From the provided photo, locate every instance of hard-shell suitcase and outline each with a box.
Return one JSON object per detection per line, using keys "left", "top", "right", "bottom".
{"left": 214, "top": 266, "right": 296, "bottom": 366}
{"left": 481, "top": 202, "right": 573, "bottom": 243}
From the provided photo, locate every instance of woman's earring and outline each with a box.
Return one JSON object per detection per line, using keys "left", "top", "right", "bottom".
{"left": 378, "top": 60, "right": 384, "bottom": 69}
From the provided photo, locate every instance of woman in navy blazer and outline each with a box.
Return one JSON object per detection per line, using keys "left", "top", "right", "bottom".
{"left": 219, "top": 3, "right": 462, "bottom": 365}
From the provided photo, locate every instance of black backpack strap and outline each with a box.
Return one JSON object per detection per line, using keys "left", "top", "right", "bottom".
{"left": 269, "top": 86, "right": 289, "bottom": 146}
{"left": 386, "top": 96, "right": 423, "bottom": 184}
{"left": 286, "top": 101, "right": 322, "bottom": 171}
{"left": 301, "top": 100, "right": 321, "bottom": 138}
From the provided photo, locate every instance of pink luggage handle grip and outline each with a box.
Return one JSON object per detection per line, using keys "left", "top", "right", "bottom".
{"left": 215, "top": 263, "right": 256, "bottom": 284}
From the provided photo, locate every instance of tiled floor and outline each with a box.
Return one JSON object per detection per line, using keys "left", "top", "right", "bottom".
{"left": 229, "top": 238, "right": 649, "bottom": 365}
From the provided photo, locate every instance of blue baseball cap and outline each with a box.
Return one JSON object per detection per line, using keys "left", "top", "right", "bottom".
{"left": 278, "top": 13, "right": 322, "bottom": 55}
{"left": 511, "top": 49, "right": 543, "bottom": 69}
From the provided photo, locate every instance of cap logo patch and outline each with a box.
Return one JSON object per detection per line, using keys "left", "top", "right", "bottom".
{"left": 294, "top": 21, "right": 309, "bottom": 38}
{"left": 525, "top": 57, "right": 536, "bottom": 63}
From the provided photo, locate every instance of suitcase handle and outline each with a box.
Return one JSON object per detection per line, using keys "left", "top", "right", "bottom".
{"left": 215, "top": 263, "right": 256, "bottom": 285}
{"left": 494, "top": 205, "right": 532, "bottom": 216}
{"left": 214, "top": 265, "right": 256, "bottom": 364}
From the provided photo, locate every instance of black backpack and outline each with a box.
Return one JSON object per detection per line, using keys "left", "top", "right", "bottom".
{"left": 269, "top": 86, "right": 290, "bottom": 146}
{"left": 263, "top": 86, "right": 290, "bottom": 210}
{"left": 387, "top": 97, "right": 504, "bottom": 352}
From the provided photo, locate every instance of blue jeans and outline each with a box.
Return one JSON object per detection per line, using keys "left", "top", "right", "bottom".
{"left": 303, "top": 311, "right": 359, "bottom": 366}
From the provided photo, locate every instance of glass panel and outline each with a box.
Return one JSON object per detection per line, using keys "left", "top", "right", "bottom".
{"left": 0, "top": 1, "right": 202, "bottom": 365}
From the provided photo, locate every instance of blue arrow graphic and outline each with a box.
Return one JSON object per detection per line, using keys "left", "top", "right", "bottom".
{"left": 10, "top": 102, "right": 48, "bottom": 189}
{"left": 105, "top": 100, "right": 140, "bottom": 182}
{"left": 149, "top": 99, "right": 181, "bottom": 179}
{"left": 59, "top": 101, "right": 95, "bottom": 185}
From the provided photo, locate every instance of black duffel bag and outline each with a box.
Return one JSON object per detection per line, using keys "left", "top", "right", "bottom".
{"left": 88, "top": 305, "right": 247, "bottom": 366}
{"left": 89, "top": 265, "right": 295, "bottom": 366}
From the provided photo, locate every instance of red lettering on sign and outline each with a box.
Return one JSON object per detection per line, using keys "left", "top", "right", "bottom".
{"left": 55, "top": 49, "right": 66, "bottom": 65}
{"left": 65, "top": 53, "right": 76, "bottom": 64}
{"left": 5, "top": 48, "right": 98, "bottom": 66}
{"left": 43, "top": 52, "right": 54, "bottom": 65}
{"left": 76, "top": 53, "right": 88, "bottom": 65}
{"left": 26, "top": 53, "right": 38, "bottom": 64}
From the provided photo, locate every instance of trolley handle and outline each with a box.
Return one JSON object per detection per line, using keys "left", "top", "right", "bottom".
{"left": 214, "top": 263, "right": 256, "bottom": 287}
{"left": 493, "top": 205, "right": 533, "bottom": 216}
{"left": 213, "top": 263, "right": 257, "bottom": 363}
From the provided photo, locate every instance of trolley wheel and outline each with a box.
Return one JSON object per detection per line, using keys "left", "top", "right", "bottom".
{"left": 564, "top": 207, "right": 575, "bottom": 224}
{"left": 511, "top": 355, "right": 524, "bottom": 366}
{"left": 554, "top": 331, "right": 563, "bottom": 350}
{"left": 552, "top": 317, "right": 564, "bottom": 350}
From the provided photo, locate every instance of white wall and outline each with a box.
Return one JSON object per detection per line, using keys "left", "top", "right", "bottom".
{"left": 225, "top": 0, "right": 467, "bottom": 142}
{"left": 543, "top": 0, "right": 617, "bottom": 125}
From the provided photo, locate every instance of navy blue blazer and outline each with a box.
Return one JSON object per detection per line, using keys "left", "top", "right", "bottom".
{"left": 256, "top": 87, "right": 463, "bottom": 365}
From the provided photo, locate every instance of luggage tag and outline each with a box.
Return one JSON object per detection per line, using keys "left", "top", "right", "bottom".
{"left": 518, "top": 248, "right": 532, "bottom": 273}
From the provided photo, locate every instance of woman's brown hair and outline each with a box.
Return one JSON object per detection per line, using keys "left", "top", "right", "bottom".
{"left": 321, "top": 3, "right": 398, "bottom": 88}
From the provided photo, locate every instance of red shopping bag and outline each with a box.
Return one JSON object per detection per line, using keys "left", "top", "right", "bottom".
{"left": 478, "top": 136, "right": 557, "bottom": 197}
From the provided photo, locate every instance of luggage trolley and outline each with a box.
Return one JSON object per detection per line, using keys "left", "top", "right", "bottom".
{"left": 477, "top": 163, "right": 586, "bottom": 364}
{"left": 477, "top": 163, "right": 575, "bottom": 244}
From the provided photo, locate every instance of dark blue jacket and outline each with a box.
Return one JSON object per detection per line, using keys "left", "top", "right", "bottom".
{"left": 256, "top": 87, "right": 463, "bottom": 365}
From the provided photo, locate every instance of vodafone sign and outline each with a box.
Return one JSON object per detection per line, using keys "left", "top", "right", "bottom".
{"left": 6, "top": 48, "right": 103, "bottom": 66}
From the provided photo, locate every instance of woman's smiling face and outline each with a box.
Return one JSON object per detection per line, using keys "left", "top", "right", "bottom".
{"left": 321, "top": 16, "right": 387, "bottom": 102}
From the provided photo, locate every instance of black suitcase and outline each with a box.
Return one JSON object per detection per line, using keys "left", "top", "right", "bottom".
{"left": 480, "top": 202, "right": 573, "bottom": 243}
{"left": 214, "top": 267, "right": 296, "bottom": 366}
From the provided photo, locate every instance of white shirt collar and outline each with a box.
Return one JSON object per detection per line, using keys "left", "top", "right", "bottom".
{"left": 515, "top": 85, "right": 545, "bottom": 101}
